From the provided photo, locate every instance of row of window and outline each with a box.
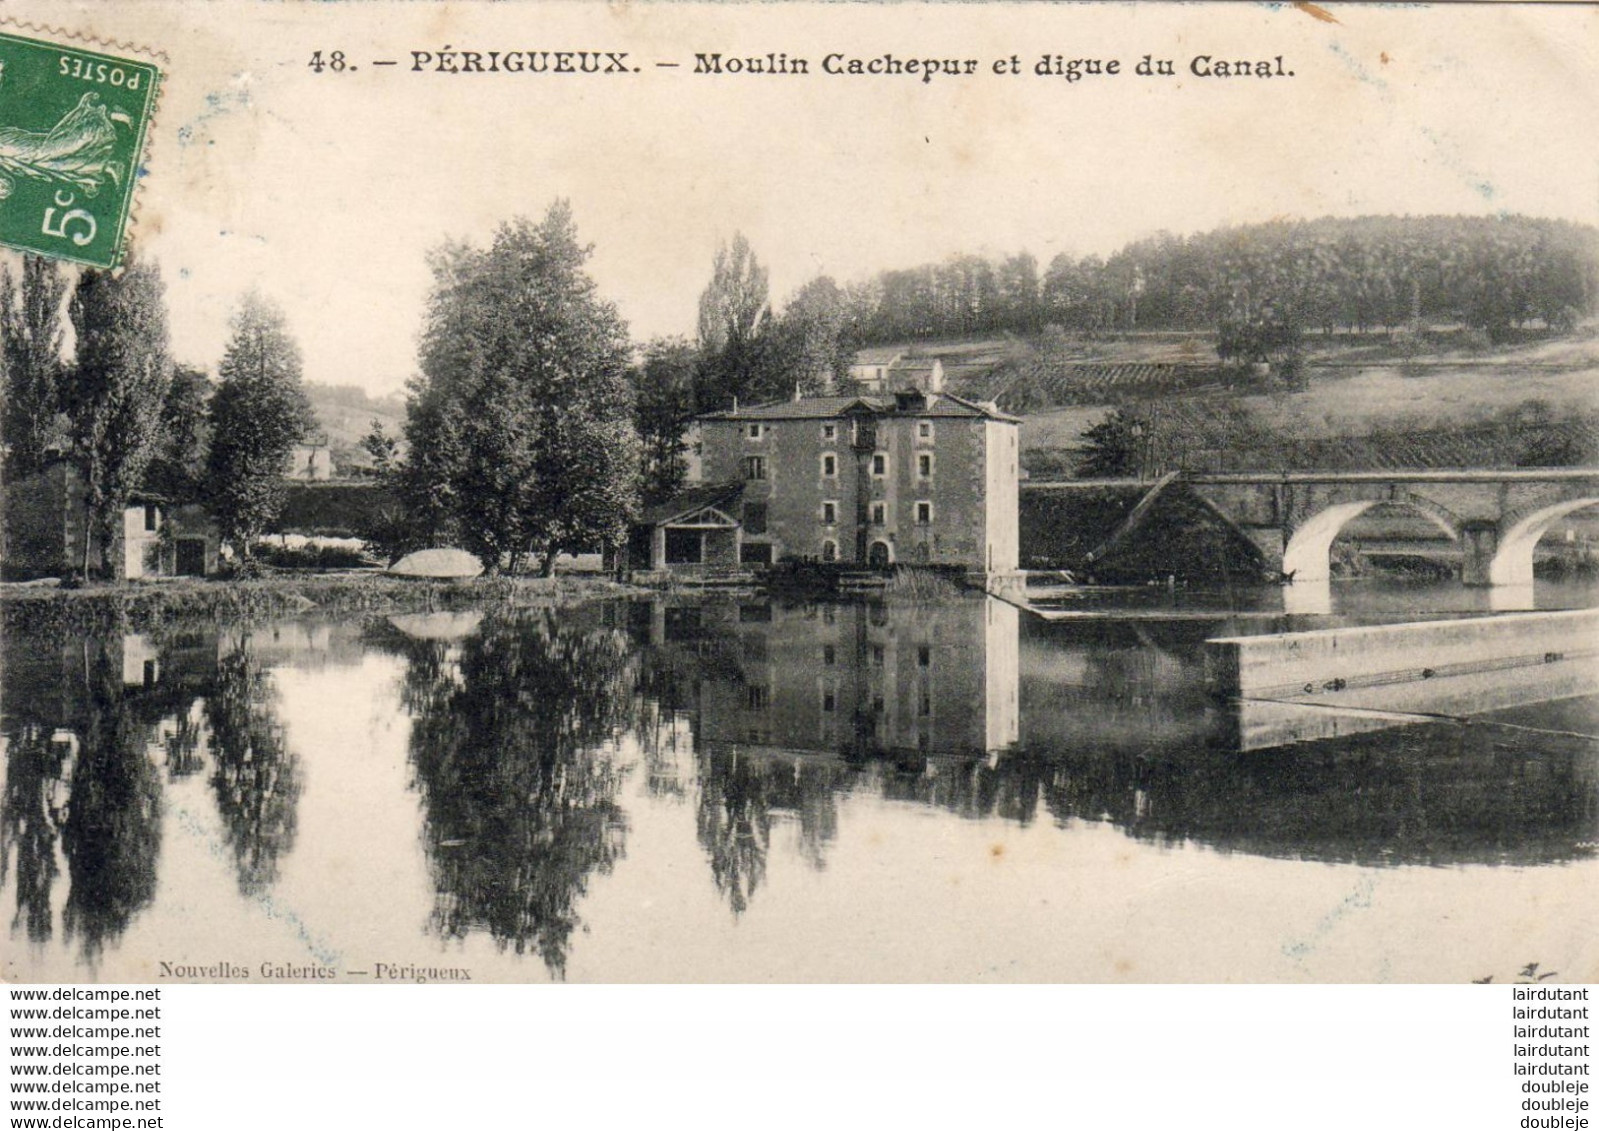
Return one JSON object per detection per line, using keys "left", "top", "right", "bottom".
{"left": 745, "top": 644, "right": 936, "bottom": 676}
{"left": 745, "top": 421, "right": 936, "bottom": 443}
{"left": 817, "top": 689, "right": 935, "bottom": 716}
{"left": 817, "top": 643, "right": 934, "bottom": 667}
{"left": 813, "top": 500, "right": 932, "bottom": 525}
{"left": 748, "top": 683, "right": 936, "bottom": 716}
{"left": 744, "top": 452, "right": 936, "bottom": 480}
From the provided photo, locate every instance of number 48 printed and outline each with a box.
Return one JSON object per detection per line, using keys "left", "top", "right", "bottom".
{"left": 307, "top": 51, "right": 352, "bottom": 73}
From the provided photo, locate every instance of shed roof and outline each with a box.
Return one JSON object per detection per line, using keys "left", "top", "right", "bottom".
{"left": 639, "top": 481, "right": 746, "bottom": 526}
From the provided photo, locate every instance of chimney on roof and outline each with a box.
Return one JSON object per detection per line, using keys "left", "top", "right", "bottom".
{"left": 732, "top": 395, "right": 739, "bottom": 413}
{"left": 792, "top": 382, "right": 802, "bottom": 403}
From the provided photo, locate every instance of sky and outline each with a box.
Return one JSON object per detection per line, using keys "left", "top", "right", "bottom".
{"left": 10, "top": 1, "right": 1598, "bottom": 397}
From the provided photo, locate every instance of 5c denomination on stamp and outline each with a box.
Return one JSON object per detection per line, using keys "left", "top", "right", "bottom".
{"left": 0, "top": 29, "right": 160, "bottom": 267}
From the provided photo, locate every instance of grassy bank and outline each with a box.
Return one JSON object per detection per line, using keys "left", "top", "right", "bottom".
{"left": 0, "top": 573, "right": 644, "bottom": 636}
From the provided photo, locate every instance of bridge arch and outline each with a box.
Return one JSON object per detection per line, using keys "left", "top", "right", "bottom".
{"left": 1281, "top": 493, "right": 1464, "bottom": 583}
{"left": 1487, "top": 497, "right": 1599, "bottom": 586}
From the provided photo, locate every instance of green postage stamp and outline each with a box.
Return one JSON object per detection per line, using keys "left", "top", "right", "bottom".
{"left": 0, "top": 29, "right": 160, "bottom": 268}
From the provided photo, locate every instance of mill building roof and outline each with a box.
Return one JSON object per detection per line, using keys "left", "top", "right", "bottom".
{"left": 698, "top": 391, "right": 1017, "bottom": 424}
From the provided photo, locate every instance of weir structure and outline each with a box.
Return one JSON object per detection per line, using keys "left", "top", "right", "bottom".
{"left": 1181, "top": 468, "right": 1599, "bottom": 587}
{"left": 1205, "top": 608, "right": 1599, "bottom": 751}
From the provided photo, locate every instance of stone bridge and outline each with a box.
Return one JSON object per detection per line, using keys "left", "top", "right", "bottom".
{"left": 1183, "top": 469, "right": 1599, "bottom": 587}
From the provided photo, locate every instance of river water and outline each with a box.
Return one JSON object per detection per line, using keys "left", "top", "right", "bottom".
{"left": 3, "top": 579, "right": 1596, "bottom": 983}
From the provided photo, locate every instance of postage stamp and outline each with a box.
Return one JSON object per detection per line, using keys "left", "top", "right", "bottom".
{"left": 0, "top": 28, "right": 160, "bottom": 267}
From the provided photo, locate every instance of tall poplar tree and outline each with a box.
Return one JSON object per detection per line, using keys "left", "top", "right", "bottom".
{"left": 66, "top": 256, "right": 172, "bottom": 579}
{"left": 693, "top": 232, "right": 793, "bottom": 408}
{"left": 696, "top": 232, "right": 769, "bottom": 355}
{"left": 205, "top": 293, "right": 314, "bottom": 563}
{"left": 1, "top": 255, "right": 70, "bottom": 477}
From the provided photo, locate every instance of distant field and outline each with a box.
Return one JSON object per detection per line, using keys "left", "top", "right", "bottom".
{"left": 1022, "top": 362, "right": 1599, "bottom": 451}
{"left": 1007, "top": 330, "right": 1599, "bottom": 470}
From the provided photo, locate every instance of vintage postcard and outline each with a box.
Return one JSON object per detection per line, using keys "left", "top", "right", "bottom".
{"left": 0, "top": 1, "right": 1594, "bottom": 985}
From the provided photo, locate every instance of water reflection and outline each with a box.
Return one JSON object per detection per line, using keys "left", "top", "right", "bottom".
{"left": 1, "top": 587, "right": 1594, "bottom": 980}
{"left": 1, "top": 636, "right": 170, "bottom": 959}
{"left": 206, "top": 635, "right": 302, "bottom": 895}
{"left": 62, "top": 649, "right": 163, "bottom": 957}
{"left": 382, "top": 608, "right": 633, "bottom": 976}
{"left": 631, "top": 598, "right": 1020, "bottom": 763}
{"left": 625, "top": 598, "right": 1020, "bottom": 913}
{"left": 2, "top": 721, "right": 68, "bottom": 943}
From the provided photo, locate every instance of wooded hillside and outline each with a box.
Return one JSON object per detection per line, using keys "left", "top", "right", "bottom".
{"left": 838, "top": 215, "right": 1598, "bottom": 345}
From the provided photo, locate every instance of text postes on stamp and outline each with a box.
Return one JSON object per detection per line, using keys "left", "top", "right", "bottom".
{"left": 0, "top": 30, "right": 160, "bottom": 268}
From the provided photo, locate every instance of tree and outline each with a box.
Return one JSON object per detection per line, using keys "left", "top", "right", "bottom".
{"left": 694, "top": 232, "right": 791, "bottom": 408}
{"left": 631, "top": 336, "right": 699, "bottom": 503}
{"left": 394, "top": 377, "right": 464, "bottom": 554}
{"left": 1075, "top": 409, "right": 1150, "bottom": 479}
{"left": 776, "top": 275, "right": 853, "bottom": 394}
{"left": 205, "top": 293, "right": 315, "bottom": 563}
{"left": 348, "top": 420, "right": 424, "bottom": 566}
{"left": 359, "top": 419, "right": 399, "bottom": 475}
{"left": 405, "top": 201, "right": 640, "bottom": 574}
{"left": 65, "top": 257, "right": 172, "bottom": 579}
{"left": 697, "top": 232, "right": 769, "bottom": 355}
{"left": 0, "top": 255, "right": 70, "bottom": 477}
{"left": 997, "top": 252, "right": 1042, "bottom": 332}
{"left": 143, "top": 363, "right": 211, "bottom": 502}
{"left": 1217, "top": 299, "right": 1304, "bottom": 385}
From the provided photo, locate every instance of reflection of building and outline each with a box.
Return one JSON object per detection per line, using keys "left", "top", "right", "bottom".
{"left": 2, "top": 626, "right": 222, "bottom": 733}
{"left": 1, "top": 458, "right": 219, "bottom": 579}
{"left": 690, "top": 390, "right": 1019, "bottom": 575}
{"left": 654, "top": 597, "right": 1019, "bottom": 761}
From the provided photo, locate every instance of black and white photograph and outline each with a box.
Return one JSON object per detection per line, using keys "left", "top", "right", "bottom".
{"left": 0, "top": 0, "right": 1595, "bottom": 988}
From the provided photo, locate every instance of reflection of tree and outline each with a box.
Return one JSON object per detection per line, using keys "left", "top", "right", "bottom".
{"left": 791, "top": 764, "right": 843, "bottom": 873}
{"left": 205, "top": 641, "right": 301, "bottom": 895}
{"left": 1, "top": 722, "right": 69, "bottom": 942}
{"left": 402, "top": 610, "right": 633, "bottom": 977}
{"left": 162, "top": 709, "right": 206, "bottom": 780}
{"left": 695, "top": 753, "right": 846, "bottom": 913}
{"left": 61, "top": 648, "right": 163, "bottom": 958}
{"left": 3, "top": 634, "right": 195, "bottom": 957}
{"left": 695, "top": 750, "right": 771, "bottom": 916}
{"left": 875, "top": 755, "right": 1047, "bottom": 827}
{"left": 637, "top": 702, "right": 691, "bottom": 802}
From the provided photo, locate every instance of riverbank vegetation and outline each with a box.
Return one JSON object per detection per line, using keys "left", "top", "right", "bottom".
{"left": 0, "top": 573, "right": 641, "bottom": 636}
